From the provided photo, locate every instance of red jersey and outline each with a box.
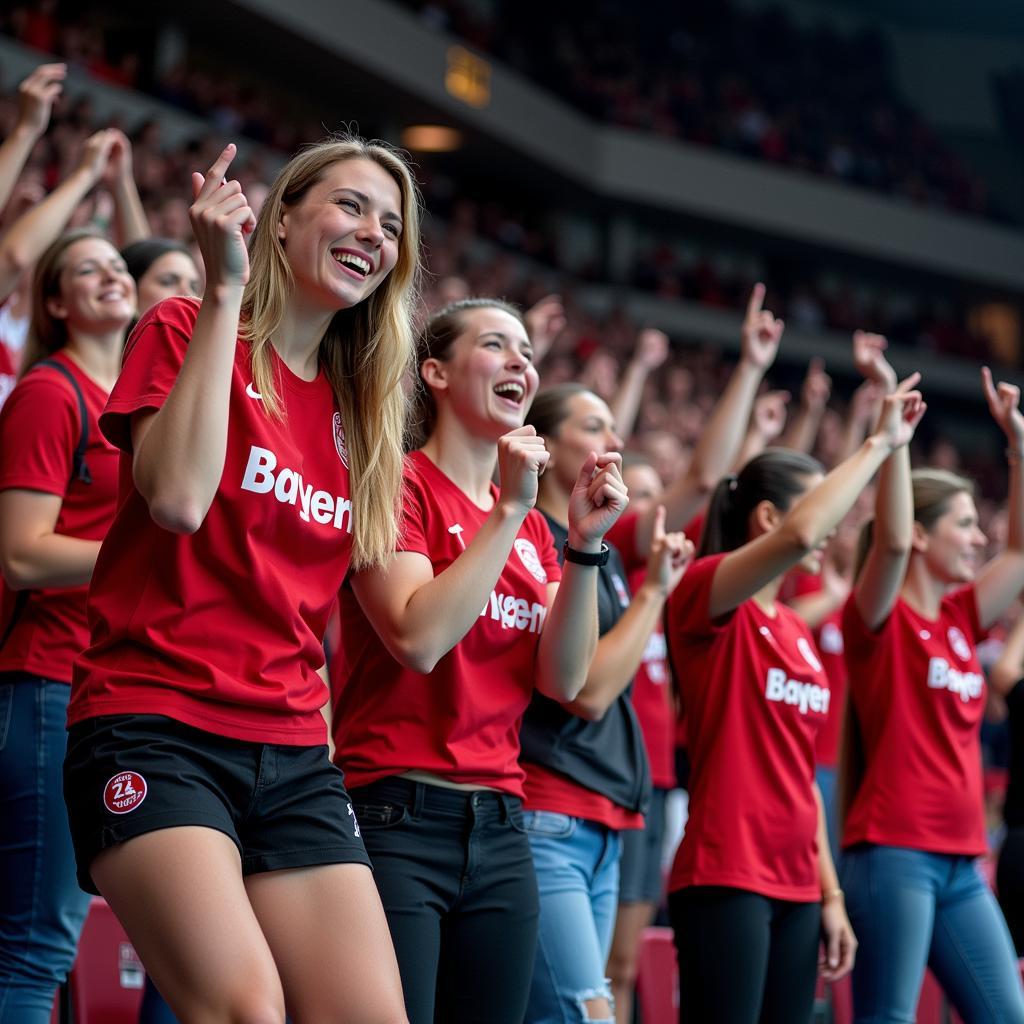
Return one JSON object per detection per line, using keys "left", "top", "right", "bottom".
{"left": 841, "top": 588, "right": 987, "bottom": 855}
{"left": 0, "top": 353, "right": 119, "bottom": 682}
{"left": 70, "top": 297, "right": 354, "bottom": 744}
{"left": 332, "top": 450, "right": 562, "bottom": 796}
{"left": 522, "top": 762, "right": 644, "bottom": 830}
{"left": 666, "top": 553, "right": 828, "bottom": 901}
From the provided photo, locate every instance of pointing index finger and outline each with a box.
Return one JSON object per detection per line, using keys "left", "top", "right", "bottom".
{"left": 745, "top": 282, "right": 765, "bottom": 320}
{"left": 197, "top": 144, "right": 237, "bottom": 201}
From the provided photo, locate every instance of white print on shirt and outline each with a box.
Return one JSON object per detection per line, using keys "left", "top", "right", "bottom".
{"left": 332, "top": 412, "right": 349, "bottom": 468}
{"left": 245, "top": 382, "right": 263, "bottom": 401}
{"left": 819, "top": 621, "right": 844, "bottom": 655}
{"left": 642, "top": 630, "right": 668, "bottom": 683}
{"left": 927, "top": 657, "right": 983, "bottom": 702}
{"left": 479, "top": 588, "right": 548, "bottom": 633}
{"left": 947, "top": 627, "right": 972, "bottom": 663}
{"left": 448, "top": 524, "right": 467, "bottom": 550}
{"left": 347, "top": 801, "right": 361, "bottom": 838}
{"left": 612, "top": 573, "right": 630, "bottom": 608}
{"left": 240, "top": 445, "right": 353, "bottom": 532}
{"left": 796, "top": 636, "right": 824, "bottom": 673}
{"left": 514, "top": 538, "right": 548, "bottom": 584}
{"left": 764, "top": 668, "right": 831, "bottom": 716}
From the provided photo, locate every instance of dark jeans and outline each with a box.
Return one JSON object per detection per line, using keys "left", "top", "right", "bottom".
{"left": 669, "top": 886, "right": 820, "bottom": 1024}
{"left": 0, "top": 675, "right": 90, "bottom": 1024}
{"left": 350, "top": 777, "right": 539, "bottom": 1024}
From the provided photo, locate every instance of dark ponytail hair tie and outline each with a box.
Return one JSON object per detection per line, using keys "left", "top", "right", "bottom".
{"left": 726, "top": 475, "right": 739, "bottom": 492}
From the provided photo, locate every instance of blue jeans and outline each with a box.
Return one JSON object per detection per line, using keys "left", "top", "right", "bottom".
{"left": 523, "top": 812, "right": 622, "bottom": 1023}
{"left": 0, "top": 676, "right": 91, "bottom": 1024}
{"left": 816, "top": 765, "right": 840, "bottom": 866}
{"left": 842, "top": 844, "right": 1024, "bottom": 1023}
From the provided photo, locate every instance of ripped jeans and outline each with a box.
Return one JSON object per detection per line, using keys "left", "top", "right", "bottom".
{"left": 523, "top": 812, "right": 622, "bottom": 1023}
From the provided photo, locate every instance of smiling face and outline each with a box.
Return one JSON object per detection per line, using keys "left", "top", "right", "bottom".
{"left": 543, "top": 391, "right": 623, "bottom": 491}
{"left": 277, "top": 156, "right": 403, "bottom": 313}
{"left": 136, "top": 250, "right": 200, "bottom": 314}
{"left": 423, "top": 306, "right": 538, "bottom": 438}
{"left": 916, "top": 490, "right": 987, "bottom": 584}
{"left": 48, "top": 237, "right": 136, "bottom": 334}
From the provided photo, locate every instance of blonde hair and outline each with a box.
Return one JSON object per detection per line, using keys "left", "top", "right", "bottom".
{"left": 21, "top": 228, "right": 114, "bottom": 376}
{"left": 241, "top": 135, "right": 422, "bottom": 569}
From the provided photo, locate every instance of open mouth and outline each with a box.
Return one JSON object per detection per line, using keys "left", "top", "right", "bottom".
{"left": 494, "top": 382, "right": 526, "bottom": 405}
{"left": 331, "top": 249, "right": 372, "bottom": 279}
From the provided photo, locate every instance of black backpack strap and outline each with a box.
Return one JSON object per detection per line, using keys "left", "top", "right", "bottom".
{"left": 32, "top": 359, "right": 92, "bottom": 485}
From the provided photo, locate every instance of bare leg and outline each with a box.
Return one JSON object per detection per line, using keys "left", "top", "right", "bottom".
{"left": 606, "top": 901, "right": 657, "bottom": 1024}
{"left": 245, "top": 862, "right": 408, "bottom": 1024}
{"left": 90, "top": 827, "right": 285, "bottom": 1024}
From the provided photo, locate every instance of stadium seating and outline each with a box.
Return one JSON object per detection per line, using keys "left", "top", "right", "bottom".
{"left": 636, "top": 926, "right": 678, "bottom": 1022}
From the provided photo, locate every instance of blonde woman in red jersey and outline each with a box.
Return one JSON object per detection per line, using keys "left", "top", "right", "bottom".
{"left": 840, "top": 338, "right": 1024, "bottom": 1023}
{"left": 331, "top": 297, "right": 634, "bottom": 1023}
{"left": 664, "top": 374, "right": 925, "bottom": 1024}
{"left": 61, "top": 137, "right": 420, "bottom": 1023}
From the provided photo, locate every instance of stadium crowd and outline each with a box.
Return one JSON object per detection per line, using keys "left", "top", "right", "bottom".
{"left": 0, "top": 33, "right": 1021, "bottom": 1024}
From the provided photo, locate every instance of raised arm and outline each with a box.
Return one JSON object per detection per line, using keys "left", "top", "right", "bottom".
{"left": 351, "top": 428, "right": 550, "bottom": 674}
{"left": 536, "top": 453, "right": 636, "bottom": 705}
{"left": 559, "top": 504, "right": 692, "bottom": 721}
{"left": 0, "top": 64, "right": 64, "bottom": 220}
{"left": 708, "top": 384, "right": 923, "bottom": 619}
{"left": 0, "top": 129, "right": 117, "bottom": 304}
{"left": 101, "top": 130, "right": 150, "bottom": 247}
{"left": 974, "top": 367, "right": 1024, "bottom": 629}
{"left": 523, "top": 293, "right": 566, "bottom": 367}
{"left": 735, "top": 389, "right": 790, "bottom": 469}
{"left": 990, "top": 607, "right": 1024, "bottom": 697}
{"left": 130, "top": 144, "right": 255, "bottom": 533}
{"left": 840, "top": 379, "right": 883, "bottom": 462}
{"left": 629, "top": 284, "right": 784, "bottom": 558}
{"left": 779, "top": 357, "right": 832, "bottom": 454}
{"left": 852, "top": 335, "right": 922, "bottom": 631}
{"left": 609, "top": 328, "right": 669, "bottom": 444}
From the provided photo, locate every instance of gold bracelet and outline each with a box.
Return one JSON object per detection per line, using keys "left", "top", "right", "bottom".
{"left": 821, "top": 887, "right": 844, "bottom": 903}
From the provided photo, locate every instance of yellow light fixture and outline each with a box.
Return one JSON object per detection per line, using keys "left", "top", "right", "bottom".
{"left": 401, "top": 125, "right": 463, "bottom": 152}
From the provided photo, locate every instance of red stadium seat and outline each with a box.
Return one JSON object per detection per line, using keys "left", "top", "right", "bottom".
{"left": 828, "top": 973, "right": 853, "bottom": 1024}
{"left": 66, "top": 897, "right": 145, "bottom": 1023}
{"left": 916, "top": 969, "right": 946, "bottom": 1024}
{"left": 636, "top": 926, "right": 678, "bottom": 1023}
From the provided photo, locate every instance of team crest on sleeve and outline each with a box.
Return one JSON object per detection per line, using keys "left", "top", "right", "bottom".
{"left": 796, "top": 636, "right": 824, "bottom": 673}
{"left": 103, "top": 771, "right": 147, "bottom": 814}
{"left": 947, "top": 627, "right": 972, "bottom": 662}
{"left": 332, "top": 413, "right": 349, "bottom": 468}
{"left": 514, "top": 539, "right": 548, "bottom": 583}
{"left": 819, "top": 621, "right": 844, "bottom": 655}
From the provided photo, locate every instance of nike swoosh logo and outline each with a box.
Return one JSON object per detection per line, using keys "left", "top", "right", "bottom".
{"left": 246, "top": 383, "right": 263, "bottom": 400}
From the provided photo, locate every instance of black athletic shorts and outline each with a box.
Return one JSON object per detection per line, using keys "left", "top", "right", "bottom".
{"left": 618, "top": 785, "right": 668, "bottom": 904}
{"left": 64, "top": 713, "right": 370, "bottom": 893}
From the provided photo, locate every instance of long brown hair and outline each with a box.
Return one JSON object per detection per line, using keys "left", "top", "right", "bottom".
{"left": 241, "top": 135, "right": 423, "bottom": 569}
{"left": 409, "top": 297, "right": 524, "bottom": 448}
{"left": 838, "top": 467, "right": 975, "bottom": 823}
{"left": 21, "top": 228, "right": 114, "bottom": 376}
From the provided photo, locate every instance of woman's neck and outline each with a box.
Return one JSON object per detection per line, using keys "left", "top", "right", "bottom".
{"left": 63, "top": 328, "right": 126, "bottom": 392}
{"left": 271, "top": 299, "right": 335, "bottom": 381}
{"left": 752, "top": 574, "right": 783, "bottom": 616}
{"left": 420, "top": 415, "right": 500, "bottom": 509}
{"left": 899, "top": 556, "right": 947, "bottom": 620}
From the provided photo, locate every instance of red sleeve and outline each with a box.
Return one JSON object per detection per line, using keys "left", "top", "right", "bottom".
{"left": 666, "top": 552, "right": 731, "bottom": 640}
{"left": 945, "top": 585, "right": 985, "bottom": 645}
{"left": 0, "top": 372, "right": 78, "bottom": 496}
{"left": 604, "top": 511, "right": 643, "bottom": 571}
{"left": 526, "top": 510, "right": 562, "bottom": 584}
{"left": 100, "top": 296, "right": 200, "bottom": 452}
{"left": 395, "top": 461, "right": 431, "bottom": 557}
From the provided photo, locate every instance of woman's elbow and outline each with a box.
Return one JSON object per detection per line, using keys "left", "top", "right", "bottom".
{"left": 0, "top": 555, "right": 35, "bottom": 590}
{"left": 146, "top": 493, "right": 206, "bottom": 535}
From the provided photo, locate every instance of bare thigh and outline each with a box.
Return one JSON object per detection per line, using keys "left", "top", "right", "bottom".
{"left": 246, "top": 862, "right": 408, "bottom": 1024}
{"left": 90, "top": 826, "right": 285, "bottom": 1024}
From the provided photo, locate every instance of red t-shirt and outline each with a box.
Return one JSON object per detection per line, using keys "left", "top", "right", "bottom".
{"left": 522, "top": 761, "right": 644, "bottom": 830}
{"left": 783, "top": 570, "right": 848, "bottom": 769}
{"left": 841, "top": 588, "right": 987, "bottom": 855}
{"left": 0, "top": 353, "right": 119, "bottom": 682}
{"left": 332, "top": 450, "right": 562, "bottom": 796}
{"left": 69, "top": 297, "right": 354, "bottom": 744}
{"left": 666, "top": 553, "right": 828, "bottom": 901}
